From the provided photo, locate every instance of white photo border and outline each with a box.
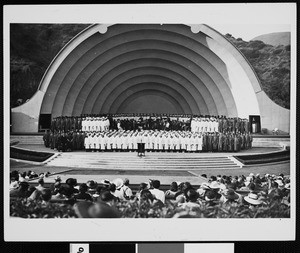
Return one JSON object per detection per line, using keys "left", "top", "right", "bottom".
{"left": 3, "top": 3, "right": 297, "bottom": 242}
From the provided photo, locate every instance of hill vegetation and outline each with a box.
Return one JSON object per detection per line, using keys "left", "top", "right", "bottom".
{"left": 10, "top": 24, "right": 290, "bottom": 109}
{"left": 10, "top": 24, "right": 90, "bottom": 107}
{"left": 225, "top": 33, "right": 290, "bottom": 109}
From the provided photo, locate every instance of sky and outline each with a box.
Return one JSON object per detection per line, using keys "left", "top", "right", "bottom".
{"left": 4, "top": 3, "right": 296, "bottom": 42}
{"left": 209, "top": 24, "right": 290, "bottom": 41}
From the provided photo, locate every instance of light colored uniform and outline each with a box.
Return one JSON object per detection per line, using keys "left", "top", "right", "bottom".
{"left": 174, "top": 135, "right": 180, "bottom": 150}
{"left": 149, "top": 134, "right": 154, "bottom": 150}
{"left": 95, "top": 119, "right": 100, "bottom": 132}
{"left": 199, "top": 119, "right": 203, "bottom": 133}
{"left": 195, "top": 120, "right": 200, "bottom": 133}
{"left": 89, "top": 135, "right": 95, "bottom": 149}
{"left": 112, "top": 135, "right": 118, "bottom": 150}
{"left": 95, "top": 135, "right": 101, "bottom": 149}
{"left": 100, "top": 135, "right": 106, "bottom": 150}
{"left": 214, "top": 120, "right": 219, "bottom": 132}
{"left": 186, "top": 136, "right": 192, "bottom": 151}
{"left": 142, "top": 135, "right": 148, "bottom": 149}
{"left": 128, "top": 135, "right": 134, "bottom": 150}
{"left": 133, "top": 134, "right": 138, "bottom": 150}
{"left": 153, "top": 135, "right": 158, "bottom": 150}
{"left": 122, "top": 135, "right": 128, "bottom": 150}
{"left": 116, "top": 134, "right": 122, "bottom": 149}
{"left": 191, "top": 119, "right": 196, "bottom": 133}
{"left": 99, "top": 119, "right": 103, "bottom": 132}
{"left": 92, "top": 135, "right": 98, "bottom": 149}
{"left": 84, "top": 136, "right": 90, "bottom": 149}
{"left": 158, "top": 136, "right": 163, "bottom": 150}
{"left": 162, "top": 135, "right": 167, "bottom": 150}
{"left": 203, "top": 120, "right": 208, "bottom": 132}
{"left": 106, "top": 136, "right": 111, "bottom": 150}
{"left": 196, "top": 135, "right": 203, "bottom": 151}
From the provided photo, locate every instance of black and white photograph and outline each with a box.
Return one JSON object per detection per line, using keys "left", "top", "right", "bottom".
{"left": 4, "top": 4, "right": 296, "bottom": 243}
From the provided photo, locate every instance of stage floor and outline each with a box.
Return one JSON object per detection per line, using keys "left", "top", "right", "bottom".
{"left": 10, "top": 144, "right": 290, "bottom": 186}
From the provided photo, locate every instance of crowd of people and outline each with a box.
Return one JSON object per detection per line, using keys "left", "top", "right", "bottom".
{"left": 50, "top": 113, "right": 250, "bottom": 133}
{"left": 190, "top": 116, "right": 250, "bottom": 134}
{"left": 43, "top": 130, "right": 85, "bottom": 152}
{"left": 43, "top": 129, "right": 252, "bottom": 153}
{"left": 44, "top": 114, "right": 252, "bottom": 153}
{"left": 83, "top": 130, "right": 252, "bottom": 152}
{"left": 10, "top": 170, "right": 51, "bottom": 191}
{"left": 10, "top": 170, "right": 290, "bottom": 218}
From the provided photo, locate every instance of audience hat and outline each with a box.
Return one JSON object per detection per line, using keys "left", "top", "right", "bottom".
{"left": 209, "top": 181, "right": 221, "bottom": 189}
{"left": 100, "top": 179, "right": 111, "bottom": 185}
{"left": 113, "top": 178, "right": 124, "bottom": 190}
{"left": 275, "top": 179, "right": 284, "bottom": 187}
{"left": 244, "top": 193, "right": 262, "bottom": 205}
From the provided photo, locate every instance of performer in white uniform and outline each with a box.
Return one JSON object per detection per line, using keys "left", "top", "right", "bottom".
{"left": 106, "top": 135, "right": 112, "bottom": 150}
{"left": 84, "top": 133, "right": 90, "bottom": 150}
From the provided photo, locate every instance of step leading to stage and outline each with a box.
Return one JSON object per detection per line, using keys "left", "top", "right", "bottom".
{"left": 10, "top": 135, "right": 44, "bottom": 145}
{"left": 45, "top": 152, "right": 242, "bottom": 170}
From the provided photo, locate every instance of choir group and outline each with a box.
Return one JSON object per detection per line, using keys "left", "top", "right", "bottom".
{"left": 44, "top": 114, "right": 252, "bottom": 153}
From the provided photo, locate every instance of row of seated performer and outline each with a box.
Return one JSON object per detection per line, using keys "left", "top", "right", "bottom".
{"left": 50, "top": 113, "right": 250, "bottom": 134}
{"left": 44, "top": 129, "right": 253, "bottom": 153}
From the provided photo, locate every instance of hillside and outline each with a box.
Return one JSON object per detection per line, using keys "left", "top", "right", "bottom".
{"left": 252, "top": 32, "right": 290, "bottom": 47}
{"left": 225, "top": 33, "right": 290, "bottom": 109}
{"left": 10, "top": 24, "right": 290, "bottom": 110}
{"left": 10, "top": 24, "right": 90, "bottom": 107}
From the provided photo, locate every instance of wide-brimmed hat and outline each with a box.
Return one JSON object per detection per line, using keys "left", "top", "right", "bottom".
{"left": 245, "top": 176, "right": 252, "bottom": 182}
{"left": 275, "top": 180, "right": 284, "bottom": 187}
{"left": 244, "top": 193, "right": 262, "bottom": 205}
{"left": 100, "top": 179, "right": 111, "bottom": 186}
{"left": 18, "top": 177, "right": 26, "bottom": 183}
{"left": 144, "top": 181, "right": 151, "bottom": 189}
{"left": 87, "top": 180, "right": 98, "bottom": 189}
{"left": 209, "top": 181, "right": 221, "bottom": 189}
{"left": 74, "top": 201, "right": 120, "bottom": 218}
{"left": 200, "top": 182, "right": 210, "bottom": 190}
{"left": 113, "top": 178, "right": 124, "bottom": 190}
{"left": 223, "top": 188, "right": 239, "bottom": 200}
{"left": 10, "top": 181, "right": 19, "bottom": 189}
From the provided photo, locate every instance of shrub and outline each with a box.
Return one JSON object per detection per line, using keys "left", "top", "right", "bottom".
{"left": 10, "top": 198, "right": 77, "bottom": 218}
{"left": 285, "top": 45, "right": 290, "bottom": 51}
{"left": 112, "top": 199, "right": 290, "bottom": 218}
{"left": 273, "top": 47, "right": 283, "bottom": 54}
{"left": 10, "top": 195, "right": 290, "bottom": 219}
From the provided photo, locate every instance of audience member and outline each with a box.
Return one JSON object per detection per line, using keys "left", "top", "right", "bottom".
{"left": 74, "top": 183, "right": 93, "bottom": 201}
{"left": 9, "top": 171, "right": 290, "bottom": 219}
{"left": 149, "top": 180, "right": 165, "bottom": 204}
{"left": 165, "top": 182, "right": 178, "bottom": 200}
